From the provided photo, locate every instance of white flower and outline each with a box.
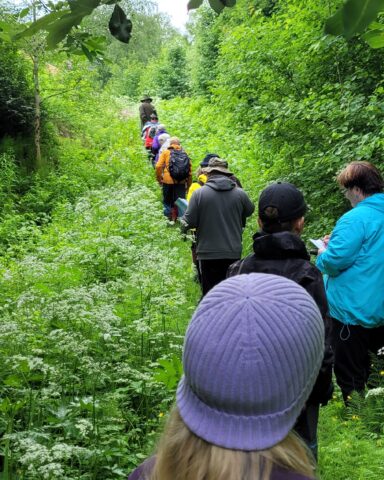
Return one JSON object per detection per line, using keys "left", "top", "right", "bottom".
{"left": 366, "top": 387, "right": 384, "bottom": 398}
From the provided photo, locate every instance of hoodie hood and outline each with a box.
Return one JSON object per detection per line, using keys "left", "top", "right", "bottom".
{"left": 205, "top": 175, "right": 236, "bottom": 191}
{"left": 253, "top": 231, "right": 310, "bottom": 260}
{"left": 356, "top": 193, "right": 384, "bottom": 214}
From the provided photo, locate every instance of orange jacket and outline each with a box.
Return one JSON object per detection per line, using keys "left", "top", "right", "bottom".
{"left": 155, "top": 145, "right": 192, "bottom": 186}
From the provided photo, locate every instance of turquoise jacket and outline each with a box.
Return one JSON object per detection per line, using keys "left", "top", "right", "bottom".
{"left": 316, "top": 193, "right": 384, "bottom": 328}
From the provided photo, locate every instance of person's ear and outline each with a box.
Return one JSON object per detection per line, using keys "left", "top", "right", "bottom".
{"left": 292, "top": 217, "right": 305, "bottom": 234}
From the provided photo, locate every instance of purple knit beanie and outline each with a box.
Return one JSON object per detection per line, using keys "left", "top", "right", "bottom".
{"left": 176, "top": 273, "right": 324, "bottom": 451}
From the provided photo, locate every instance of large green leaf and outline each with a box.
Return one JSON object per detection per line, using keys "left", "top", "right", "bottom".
{"left": 324, "top": 8, "right": 344, "bottom": 35}
{"left": 187, "top": 0, "right": 204, "bottom": 10}
{"left": 46, "top": 13, "right": 84, "bottom": 49}
{"left": 13, "top": 10, "right": 69, "bottom": 40}
{"left": 343, "top": 0, "right": 384, "bottom": 39}
{"left": 325, "top": 0, "right": 384, "bottom": 39}
{"left": 18, "top": 7, "right": 30, "bottom": 19}
{"left": 68, "top": 0, "right": 100, "bottom": 15}
{"left": 362, "top": 28, "right": 384, "bottom": 47}
{"left": 208, "top": 0, "right": 226, "bottom": 14}
{"left": 108, "top": 4, "right": 132, "bottom": 44}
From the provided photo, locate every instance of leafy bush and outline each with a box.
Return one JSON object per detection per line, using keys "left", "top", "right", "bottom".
{"left": 0, "top": 44, "right": 34, "bottom": 138}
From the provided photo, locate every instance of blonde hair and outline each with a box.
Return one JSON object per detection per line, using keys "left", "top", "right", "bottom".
{"left": 149, "top": 408, "right": 315, "bottom": 480}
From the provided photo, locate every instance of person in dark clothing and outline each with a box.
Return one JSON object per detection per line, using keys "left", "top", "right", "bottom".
{"left": 227, "top": 182, "right": 333, "bottom": 461}
{"left": 182, "top": 158, "right": 254, "bottom": 295}
{"left": 139, "top": 95, "right": 157, "bottom": 129}
{"left": 128, "top": 274, "right": 324, "bottom": 480}
{"left": 200, "top": 154, "right": 243, "bottom": 187}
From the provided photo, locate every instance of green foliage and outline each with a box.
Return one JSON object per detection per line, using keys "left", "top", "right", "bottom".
{"left": 14, "top": 0, "right": 133, "bottom": 50}
{"left": 188, "top": 0, "right": 237, "bottom": 14}
{"left": 153, "top": 355, "right": 183, "bottom": 391}
{"left": 0, "top": 93, "right": 199, "bottom": 478}
{"left": 188, "top": 6, "right": 220, "bottom": 96}
{"left": 325, "top": 0, "right": 384, "bottom": 40}
{"left": 318, "top": 395, "right": 384, "bottom": 479}
{"left": 155, "top": 42, "right": 190, "bottom": 99}
{"left": 0, "top": 44, "right": 34, "bottom": 137}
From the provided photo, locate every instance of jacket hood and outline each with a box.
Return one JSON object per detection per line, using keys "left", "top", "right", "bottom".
{"left": 356, "top": 193, "right": 384, "bottom": 214}
{"left": 205, "top": 175, "right": 236, "bottom": 191}
{"left": 253, "top": 231, "right": 310, "bottom": 260}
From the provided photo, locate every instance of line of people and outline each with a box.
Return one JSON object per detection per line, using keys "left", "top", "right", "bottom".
{"left": 138, "top": 107, "right": 384, "bottom": 478}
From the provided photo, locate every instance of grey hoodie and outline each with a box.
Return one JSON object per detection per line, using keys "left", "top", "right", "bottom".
{"left": 182, "top": 175, "right": 255, "bottom": 260}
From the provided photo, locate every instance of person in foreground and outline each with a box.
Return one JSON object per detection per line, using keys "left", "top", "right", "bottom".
{"left": 227, "top": 182, "right": 333, "bottom": 460}
{"left": 128, "top": 273, "right": 324, "bottom": 480}
{"left": 316, "top": 161, "right": 384, "bottom": 403}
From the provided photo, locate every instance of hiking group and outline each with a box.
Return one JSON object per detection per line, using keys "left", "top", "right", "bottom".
{"left": 134, "top": 97, "right": 384, "bottom": 480}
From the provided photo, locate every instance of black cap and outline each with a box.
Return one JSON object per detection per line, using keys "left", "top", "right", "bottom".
{"left": 200, "top": 153, "right": 220, "bottom": 167}
{"left": 258, "top": 182, "right": 307, "bottom": 222}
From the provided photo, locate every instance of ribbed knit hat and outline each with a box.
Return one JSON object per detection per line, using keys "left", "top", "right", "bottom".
{"left": 176, "top": 273, "right": 324, "bottom": 451}
{"left": 259, "top": 182, "right": 307, "bottom": 222}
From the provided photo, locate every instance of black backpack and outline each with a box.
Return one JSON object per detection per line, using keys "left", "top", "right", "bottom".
{"left": 168, "top": 148, "right": 190, "bottom": 181}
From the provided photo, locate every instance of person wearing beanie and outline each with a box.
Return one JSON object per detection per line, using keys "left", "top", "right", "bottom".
{"left": 128, "top": 274, "right": 324, "bottom": 480}
{"left": 182, "top": 157, "right": 254, "bottom": 295}
{"left": 227, "top": 181, "right": 333, "bottom": 460}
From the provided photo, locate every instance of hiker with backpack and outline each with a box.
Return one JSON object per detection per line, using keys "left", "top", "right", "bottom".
{"left": 155, "top": 137, "right": 192, "bottom": 221}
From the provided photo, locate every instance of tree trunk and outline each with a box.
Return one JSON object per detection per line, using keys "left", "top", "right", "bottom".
{"left": 33, "top": 52, "right": 42, "bottom": 169}
{"left": 32, "top": 1, "right": 42, "bottom": 170}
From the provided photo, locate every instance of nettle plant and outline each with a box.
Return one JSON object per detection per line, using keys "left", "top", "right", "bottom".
{"left": 0, "top": 176, "right": 197, "bottom": 477}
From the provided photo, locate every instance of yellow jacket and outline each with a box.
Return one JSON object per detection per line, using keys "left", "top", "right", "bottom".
{"left": 186, "top": 174, "right": 207, "bottom": 202}
{"left": 155, "top": 145, "right": 192, "bottom": 186}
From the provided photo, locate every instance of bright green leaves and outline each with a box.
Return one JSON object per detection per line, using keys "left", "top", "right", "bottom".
{"left": 188, "top": 0, "right": 237, "bottom": 14}
{"left": 325, "top": 0, "right": 384, "bottom": 41}
{"left": 362, "top": 22, "right": 384, "bottom": 47}
{"left": 154, "top": 355, "right": 183, "bottom": 391}
{"left": 108, "top": 4, "right": 132, "bottom": 44}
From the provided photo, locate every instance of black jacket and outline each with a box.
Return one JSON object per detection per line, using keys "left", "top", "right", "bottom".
{"left": 228, "top": 231, "right": 333, "bottom": 406}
